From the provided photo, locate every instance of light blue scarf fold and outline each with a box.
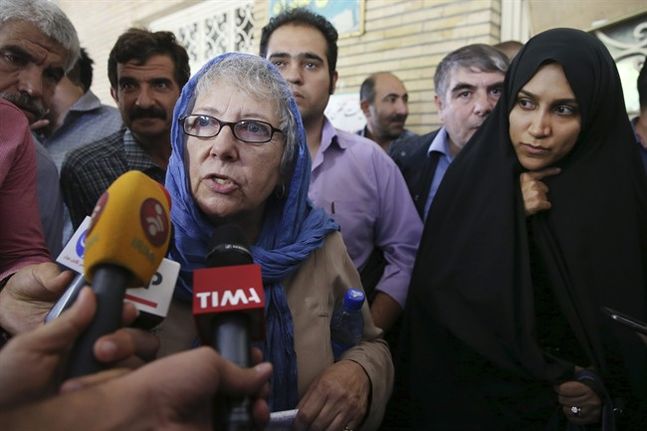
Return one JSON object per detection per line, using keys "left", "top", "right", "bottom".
{"left": 165, "top": 52, "right": 338, "bottom": 410}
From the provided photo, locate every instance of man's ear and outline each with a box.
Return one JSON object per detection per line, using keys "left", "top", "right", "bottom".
{"left": 434, "top": 94, "right": 443, "bottom": 112}
{"left": 329, "top": 70, "right": 338, "bottom": 95}
{"left": 110, "top": 87, "right": 118, "bottom": 103}
{"left": 434, "top": 94, "right": 446, "bottom": 122}
{"left": 360, "top": 99, "right": 371, "bottom": 117}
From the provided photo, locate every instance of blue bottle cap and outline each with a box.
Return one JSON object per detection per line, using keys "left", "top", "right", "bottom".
{"left": 343, "top": 288, "right": 365, "bottom": 311}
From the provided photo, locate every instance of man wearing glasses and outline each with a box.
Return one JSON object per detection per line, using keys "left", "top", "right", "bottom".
{"left": 61, "top": 28, "right": 189, "bottom": 228}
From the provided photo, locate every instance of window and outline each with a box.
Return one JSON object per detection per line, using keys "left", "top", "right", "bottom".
{"left": 594, "top": 12, "right": 647, "bottom": 116}
{"left": 149, "top": 0, "right": 256, "bottom": 75}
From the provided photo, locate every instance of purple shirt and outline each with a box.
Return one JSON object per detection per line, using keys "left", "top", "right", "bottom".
{"left": 308, "top": 118, "right": 422, "bottom": 307}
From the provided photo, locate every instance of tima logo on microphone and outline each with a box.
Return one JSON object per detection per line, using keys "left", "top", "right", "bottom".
{"left": 193, "top": 264, "right": 265, "bottom": 314}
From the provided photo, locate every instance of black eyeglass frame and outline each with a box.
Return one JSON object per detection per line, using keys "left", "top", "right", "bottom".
{"left": 179, "top": 114, "right": 283, "bottom": 144}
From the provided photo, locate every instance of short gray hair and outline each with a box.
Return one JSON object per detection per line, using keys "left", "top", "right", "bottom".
{"left": 434, "top": 44, "right": 509, "bottom": 100}
{"left": 195, "top": 55, "right": 298, "bottom": 180}
{"left": 0, "top": 0, "right": 80, "bottom": 72}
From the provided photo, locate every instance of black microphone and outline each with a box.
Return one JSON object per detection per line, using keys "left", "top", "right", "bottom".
{"left": 193, "top": 224, "right": 265, "bottom": 430}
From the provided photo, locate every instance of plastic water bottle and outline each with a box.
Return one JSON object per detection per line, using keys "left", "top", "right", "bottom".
{"left": 331, "top": 288, "right": 365, "bottom": 360}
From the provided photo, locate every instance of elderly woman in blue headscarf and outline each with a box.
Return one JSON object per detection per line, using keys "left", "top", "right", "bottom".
{"left": 160, "top": 52, "right": 393, "bottom": 431}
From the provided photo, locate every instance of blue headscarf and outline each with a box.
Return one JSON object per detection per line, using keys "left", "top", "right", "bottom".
{"left": 165, "top": 52, "right": 338, "bottom": 410}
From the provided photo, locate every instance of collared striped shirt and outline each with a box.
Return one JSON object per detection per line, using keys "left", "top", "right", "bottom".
{"left": 60, "top": 128, "right": 166, "bottom": 228}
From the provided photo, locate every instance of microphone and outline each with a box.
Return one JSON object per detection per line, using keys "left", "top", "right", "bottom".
{"left": 65, "top": 171, "right": 171, "bottom": 378}
{"left": 46, "top": 216, "right": 180, "bottom": 328}
{"left": 193, "top": 224, "right": 265, "bottom": 430}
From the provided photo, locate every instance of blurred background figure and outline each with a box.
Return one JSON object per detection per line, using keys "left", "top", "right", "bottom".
{"left": 631, "top": 56, "right": 647, "bottom": 173}
{"left": 493, "top": 39, "right": 524, "bottom": 61}
{"left": 38, "top": 47, "right": 122, "bottom": 170}
{"left": 390, "top": 44, "right": 509, "bottom": 219}
{"left": 358, "top": 71, "right": 416, "bottom": 152}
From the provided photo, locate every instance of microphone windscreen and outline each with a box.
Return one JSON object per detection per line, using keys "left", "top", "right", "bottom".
{"left": 207, "top": 224, "right": 252, "bottom": 267}
{"left": 84, "top": 171, "right": 171, "bottom": 286}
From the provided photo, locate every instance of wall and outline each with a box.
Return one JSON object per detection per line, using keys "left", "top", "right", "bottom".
{"left": 528, "top": 0, "right": 647, "bottom": 33}
{"left": 57, "top": 0, "right": 501, "bottom": 133}
{"left": 56, "top": 0, "right": 195, "bottom": 107}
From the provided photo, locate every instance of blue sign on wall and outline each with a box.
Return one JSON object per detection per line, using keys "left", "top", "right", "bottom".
{"left": 268, "top": 0, "right": 365, "bottom": 37}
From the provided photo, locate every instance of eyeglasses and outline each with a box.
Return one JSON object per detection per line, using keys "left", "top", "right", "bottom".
{"left": 180, "top": 114, "right": 283, "bottom": 144}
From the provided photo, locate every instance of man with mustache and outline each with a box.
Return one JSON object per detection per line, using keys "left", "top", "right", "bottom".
{"left": 61, "top": 28, "right": 189, "bottom": 228}
{"left": 357, "top": 72, "right": 416, "bottom": 152}
{"left": 37, "top": 48, "right": 122, "bottom": 170}
{"left": 390, "top": 44, "right": 509, "bottom": 220}
{"left": 0, "top": 0, "right": 78, "bottom": 263}
{"left": 0, "top": 0, "right": 77, "bottom": 257}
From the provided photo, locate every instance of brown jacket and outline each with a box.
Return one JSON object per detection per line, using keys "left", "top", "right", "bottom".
{"left": 156, "top": 231, "right": 393, "bottom": 430}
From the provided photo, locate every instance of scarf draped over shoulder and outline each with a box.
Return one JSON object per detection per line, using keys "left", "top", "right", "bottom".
{"left": 165, "top": 52, "right": 338, "bottom": 410}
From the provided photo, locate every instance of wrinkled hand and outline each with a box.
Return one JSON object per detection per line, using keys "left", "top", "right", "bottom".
{"left": 520, "top": 167, "right": 560, "bottom": 216}
{"left": 0, "top": 287, "right": 96, "bottom": 407}
{"left": 0, "top": 262, "right": 73, "bottom": 335}
{"left": 295, "top": 359, "right": 370, "bottom": 431}
{"left": 0, "top": 261, "right": 159, "bottom": 367}
{"left": 555, "top": 377, "right": 602, "bottom": 425}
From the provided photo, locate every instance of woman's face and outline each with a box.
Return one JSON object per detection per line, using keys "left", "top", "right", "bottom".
{"left": 186, "top": 80, "right": 284, "bottom": 229}
{"left": 509, "top": 63, "right": 582, "bottom": 171}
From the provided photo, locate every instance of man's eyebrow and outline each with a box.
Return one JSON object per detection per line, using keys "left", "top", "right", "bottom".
{"left": 117, "top": 76, "right": 137, "bottom": 85}
{"left": 487, "top": 81, "right": 504, "bottom": 90}
{"left": 450, "top": 83, "right": 476, "bottom": 94}
{"left": 150, "top": 77, "right": 173, "bottom": 84}
{"left": 382, "top": 92, "right": 404, "bottom": 100}
{"left": 301, "top": 52, "right": 324, "bottom": 62}
{"left": 268, "top": 52, "right": 290, "bottom": 59}
{"left": 1, "top": 44, "right": 35, "bottom": 62}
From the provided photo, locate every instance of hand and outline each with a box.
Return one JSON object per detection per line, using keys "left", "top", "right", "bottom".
{"left": 0, "top": 347, "right": 273, "bottom": 430}
{"left": 0, "top": 262, "right": 73, "bottom": 335}
{"left": 555, "top": 378, "right": 602, "bottom": 425}
{"left": 520, "top": 167, "right": 560, "bottom": 216}
{"left": 0, "top": 287, "right": 160, "bottom": 409}
{"left": 295, "top": 359, "right": 370, "bottom": 431}
{"left": 92, "top": 315, "right": 160, "bottom": 369}
{"left": 370, "top": 292, "right": 402, "bottom": 332}
{"left": 30, "top": 117, "right": 50, "bottom": 131}
{"left": 121, "top": 347, "right": 273, "bottom": 429}
{"left": 0, "top": 287, "right": 96, "bottom": 407}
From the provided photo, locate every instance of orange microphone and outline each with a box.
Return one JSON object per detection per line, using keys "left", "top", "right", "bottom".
{"left": 65, "top": 171, "right": 171, "bottom": 378}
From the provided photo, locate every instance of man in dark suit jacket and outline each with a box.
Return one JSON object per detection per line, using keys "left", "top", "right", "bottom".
{"left": 390, "top": 44, "right": 509, "bottom": 220}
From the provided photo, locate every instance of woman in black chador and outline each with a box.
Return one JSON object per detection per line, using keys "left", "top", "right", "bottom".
{"left": 400, "top": 28, "right": 647, "bottom": 430}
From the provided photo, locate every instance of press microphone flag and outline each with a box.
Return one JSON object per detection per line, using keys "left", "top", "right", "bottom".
{"left": 47, "top": 216, "right": 179, "bottom": 326}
